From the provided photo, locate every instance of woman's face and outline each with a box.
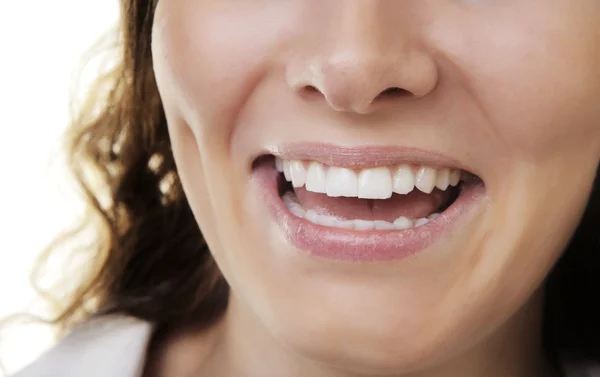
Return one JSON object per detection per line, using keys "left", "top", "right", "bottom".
{"left": 152, "top": 0, "right": 600, "bottom": 374}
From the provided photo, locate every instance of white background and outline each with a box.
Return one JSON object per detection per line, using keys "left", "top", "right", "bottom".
{"left": 0, "top": 1, "right": 119, "bottom": 374}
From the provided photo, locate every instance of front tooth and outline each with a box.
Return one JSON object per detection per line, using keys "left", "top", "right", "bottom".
{"left": 283, "top": 160, "right": 292, "bottom": 181}
{"left": 317, "top": 215, "right": 338, "bottom": 227}
{"left": 374, "top": 220, "right": 395, "bottom": 230}
{"left": 354, "top": 219, "right": 375, "bottom": 230}
{"left": 290, "top": 161, "right": 307, "bottom": 188}
{"left": 393, "top": 217, "right": 414, "bottom": 230}
{"left": 392, "top": 164, "right": 415, "bottom": 195}
{"left": 305, "top": 210, "right": 319, "bottom": 223}
{"left": 449, "top": 169, "right": 461, "bottom": 186}
{"left": 415, "top": 167, "right": 437, "bottom": 194}
{"left": 326, "top": 167, "right": 358, "bottom": 197}
{"left": 435, "top": 168, "right": 450, "bottom": 191}
{"left": 275, "top": 157, "right": 284, "bottom": 173}
{"left": 282, "top": 192, "right": 305, "bottom": 217}
{"left": 414, "top": 218, "right": 430, "bottom": 227}
{"left": 358, "top": 167, "right": 393, "bottom": 199}
{"left": 305, "top": 161, "right": 327, "bottom": 193}
{"left": 336, "top": 219, "right": 355, "bottom": 229}
{"left": 281, "top": 191, "right": 298, "bottom": 205}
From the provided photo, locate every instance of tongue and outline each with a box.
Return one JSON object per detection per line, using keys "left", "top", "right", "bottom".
{"left": 294, "top": 187, "right": 449, "bottom": 222}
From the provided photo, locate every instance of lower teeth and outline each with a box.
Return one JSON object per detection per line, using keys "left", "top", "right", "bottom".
{"left": 282, "top": 192, "right": 439, "bottom": 231}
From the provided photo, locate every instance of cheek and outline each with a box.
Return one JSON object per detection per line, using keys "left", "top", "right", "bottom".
{"left": 151, "top": 2, "right": 313, "bottom": 285}
{"left": 152, "top": 0, "right": 303, "bottom": 145}
{"left": 437, "top": 3, "right": 600, "bottom": 159}
{"left": 426, "top": 2, "right": 600, "bottom": 317}
{"left": 151, "top": 1, "right": 309, "bottom": 242}
{"left": 151, "top": 2, "right": 276, "bottom": 244}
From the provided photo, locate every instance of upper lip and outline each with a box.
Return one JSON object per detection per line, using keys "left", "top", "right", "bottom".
{"left": 266, "top": 142, "right": 474, "bottom": 173}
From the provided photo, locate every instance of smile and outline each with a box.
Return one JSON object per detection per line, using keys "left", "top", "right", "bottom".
{"left": 253, "top": 144, "right": 486, "bottom": 262}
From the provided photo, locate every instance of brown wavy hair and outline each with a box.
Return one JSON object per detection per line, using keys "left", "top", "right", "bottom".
{"left": 30, "top": 0, "right": 228, "bottom": 332}
{"left": 21, "top": 0, "right": 600, "bottom": 366}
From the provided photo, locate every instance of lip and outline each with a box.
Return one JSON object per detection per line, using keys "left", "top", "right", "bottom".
{"left": 266, "top": 142, "right": 473, "bottom": 171}
{"left": 252, "top": 150, "right": 485, "bottom": 262}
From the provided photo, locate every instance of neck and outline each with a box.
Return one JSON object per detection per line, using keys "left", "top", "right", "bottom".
{"left": 193, "top": 290, "right": 557, "bottom": 377}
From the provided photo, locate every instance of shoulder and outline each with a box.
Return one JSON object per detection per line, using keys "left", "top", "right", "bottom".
{"left": 10, "top": 315, "right": 153, "bottom": 377}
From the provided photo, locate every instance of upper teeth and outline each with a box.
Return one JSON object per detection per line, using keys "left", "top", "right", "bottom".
{"left": 275, "top": 158, "right": 461, "bottom": 199}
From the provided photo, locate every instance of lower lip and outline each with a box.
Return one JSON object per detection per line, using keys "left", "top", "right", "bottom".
{"left": 253, "top": 162, "right": 484, "bottom": 262}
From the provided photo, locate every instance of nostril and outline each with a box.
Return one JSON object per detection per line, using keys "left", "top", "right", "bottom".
{"left": 377, "top": 87, "right": 411, "bottom": 99}
{"left": 298, "top": 85, "right": 323, "bottom": 100}
{"left": 305, "top": 85, "right": 319, "bottom": 93}
{"left": 297, "top": 84, "right": 414, "bottom": 113}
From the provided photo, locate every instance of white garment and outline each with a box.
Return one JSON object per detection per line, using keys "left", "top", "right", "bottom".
{"left": 9, "top": 315, "right": 600, "bottom": 377}
{"left": 10, "top": 316, "right": 152, "bottom": 377}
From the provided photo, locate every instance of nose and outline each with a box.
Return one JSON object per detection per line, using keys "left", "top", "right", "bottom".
{"left": 286, "top": 3, "right": 438, "bottom": 115}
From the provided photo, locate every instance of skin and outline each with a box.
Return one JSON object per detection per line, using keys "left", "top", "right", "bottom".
{"left": 150, "top": 1, "right": 600, "bottom": 376}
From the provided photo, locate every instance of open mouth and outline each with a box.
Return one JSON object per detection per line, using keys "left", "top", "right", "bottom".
{"left": 253, "top": 152, "right": 484, "bottom": 261}
{"left": 275, "top": 157, "right": 477, "bottom": 230}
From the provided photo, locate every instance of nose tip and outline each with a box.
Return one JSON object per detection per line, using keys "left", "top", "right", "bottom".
{"left": 288, "top": 52, "right": 438, "bottom": 115}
